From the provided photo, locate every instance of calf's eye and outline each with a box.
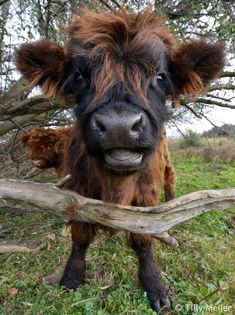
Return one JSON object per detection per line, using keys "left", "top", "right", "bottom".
{"left": 75, "top": 72, "right": 84, "bottom": 82}
{"left": 151, "top": 73, "right": 163, "bottom": 87}
{"left": 156, "top": 74, "right": 163, "bottom": 80}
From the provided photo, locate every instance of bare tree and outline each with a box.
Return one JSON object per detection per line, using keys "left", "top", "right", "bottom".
{"left": 0, "top": 0, "right": 234, "bottom": 137}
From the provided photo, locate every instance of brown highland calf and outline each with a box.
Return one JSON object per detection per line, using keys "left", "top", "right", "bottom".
{"left": 15, "top": 8, "right": 224, "bottom": 313}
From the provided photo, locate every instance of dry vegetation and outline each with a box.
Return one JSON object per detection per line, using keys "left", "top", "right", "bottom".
{"left": 169, "top": 137, "right": 235, "bottom": 164}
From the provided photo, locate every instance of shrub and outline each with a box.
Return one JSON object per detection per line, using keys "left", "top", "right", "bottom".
{"left": 202, "top": 124, "right": 235, "bottom": 138}
{"left": 179, "top": 130, "right": 201, "bottom": 148}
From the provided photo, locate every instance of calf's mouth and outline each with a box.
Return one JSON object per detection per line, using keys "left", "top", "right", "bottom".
{"left": 103, "top": 148, "right": 144, "bottom": 173}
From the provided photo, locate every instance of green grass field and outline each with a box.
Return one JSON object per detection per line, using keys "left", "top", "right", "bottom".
{"left": 0, "top": 153, "right": 234, "bottom": 314}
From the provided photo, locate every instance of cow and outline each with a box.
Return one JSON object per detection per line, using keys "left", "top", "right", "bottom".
{"left": 21, "top": 126, "right": 72, "bottom": 177}
{"left": 15, "top": 8, "right": 224, "bottom": 313}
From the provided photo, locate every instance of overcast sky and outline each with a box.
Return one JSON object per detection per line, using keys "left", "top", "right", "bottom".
{"left": 167, "top": 105, "right": 235, "bottom": 137}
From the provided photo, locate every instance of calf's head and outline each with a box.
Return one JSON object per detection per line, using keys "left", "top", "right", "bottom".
{"left": 15, "top": 9, "right": 224, "bottom": 175}
{"left": 21, "top": 128, "right": 61, "bottom": 169}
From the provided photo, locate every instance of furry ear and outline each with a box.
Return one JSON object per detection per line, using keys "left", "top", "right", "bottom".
{"left": 21, "top": 134, "right": 30, "bottom": 145}
{"left": 172, "top": 40, "right": 225, "bottom": 96}
{"left": 14, "top": 39, "right": 69, "bottom": 98}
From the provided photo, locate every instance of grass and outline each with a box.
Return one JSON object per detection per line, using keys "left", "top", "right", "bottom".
{"left": 0, "top": 149, "right": 235, "bottom": 314}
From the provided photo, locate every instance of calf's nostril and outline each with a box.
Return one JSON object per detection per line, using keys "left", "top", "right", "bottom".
{"left": 96, "top": 120, "right": 106, "bottom": 133}
{"left": 93, "top": 115, "right": 106, "bottom": 133}
{"left": 131, "top": 113, "right": 144, "bottom": 133}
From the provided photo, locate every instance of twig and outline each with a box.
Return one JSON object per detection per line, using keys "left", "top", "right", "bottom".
{"left": 55, "top": 174, "right": 72, "bottom": 187}
{"left": 23, "top": 168, "right": 46, "bottom": 179}
{"left": 171, "top": 121, "right": 186, "bottom": 139}
{"left": 10, "top": 127, "right": 25, "bottom": 171}
{"left": 198, "top": 286, "right": 222, "bottom": 303}
{"left": 183, "top": 103, "right": 202, "bottom": 119}
{"left": 110, "top": 0, "right": 121, "bottom": 8}
{"left": 199, "top": 112, "right": 230, "bottom": 136}
{"left": 207, "top": 93, "right": 235, "bottom": 102}
{"left": 8, "top": 118, "right": 29, "bottom": 134}
{"left": 0, "top": 239, "right": 45, "bottom": 254}
{"left": 99, "top": 0, "right": 113, "bottom": 11}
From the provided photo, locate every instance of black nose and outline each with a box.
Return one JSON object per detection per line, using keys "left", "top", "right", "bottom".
{"left": 91, "top": 111, "right": 146, "bottom": 141}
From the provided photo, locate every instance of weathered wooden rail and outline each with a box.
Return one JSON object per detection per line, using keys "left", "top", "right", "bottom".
{"left": 0, "top": 179, "right": 234, "bottom": 242}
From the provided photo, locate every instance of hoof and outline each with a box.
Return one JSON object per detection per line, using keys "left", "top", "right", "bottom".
{"left": 148, "top": 287, "right": 173, "bottom": 314}
{"left": 60, "top": 274, "right": 84, "bottom": 290}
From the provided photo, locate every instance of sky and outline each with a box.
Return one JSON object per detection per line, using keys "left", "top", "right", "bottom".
{"left": 167, "top": 106, "right": 235, "bottom": 137}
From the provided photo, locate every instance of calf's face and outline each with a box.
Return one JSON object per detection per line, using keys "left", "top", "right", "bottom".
{"left": 70, "top": 56, "right": 171, "bottom": 174}
{"left": 15, "top": 9, "right": 224, "bottom": 174}
{"left": 21, "top": 129, "right": 60, "bottom": 169}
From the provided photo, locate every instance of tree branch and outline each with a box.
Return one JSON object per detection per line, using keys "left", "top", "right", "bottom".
{"left": 220, "top": 71, "right": 235, "bottom": 78}
{"left": 0, "top": 113, "right": 51, "bottom": 136}
{"left": 99, "top": 0, "right": 113, "bottom": 11}
{"left": 1, "top": 95, "right": 73, "bottom": 121}
{"left": 207, "top": 93, "right": 235, "bottom": 102}
{"left": 182, "top": 103, "right": 202, "bottom": 119}
{"left": 209, "top": 84, "right": 235, "bottom": 92}
{"left": 0, "top": 179, "right": 234, "bottom": 240}
{"left": 0, "top": 239, "right": 45, "bottom": 254}
{"left": 0, "top": 78, "right": 32, "bottom": 113}
{"left": 191, "top": 98, "right": 235, "bottom": 109}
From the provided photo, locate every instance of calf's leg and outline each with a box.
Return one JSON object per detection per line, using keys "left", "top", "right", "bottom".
{"left": 164, "top": 164, "right": 176, "bottom": 202}
{"left": 127, "top": 233, "right": 171, "bottom": 313}
{"left": 60, "top": 221, "right": 95, "bottom": 290}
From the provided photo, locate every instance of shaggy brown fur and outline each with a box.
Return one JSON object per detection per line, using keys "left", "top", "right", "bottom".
{"left": 58, "top": 125, "right": 173, "bottom": 206}
{"left": 21, "top": 126, "right": 175, "bottom": 202}
{"left": 15, "top": 40, "right": 69, "bottom": 98}
{"left": 21, "top": 127, "right": 73, "bottom": 176}
{"left": 172, "top": 40, "right": 225, "bottom": 96}
{"left": 67, "top": 9, "right": 176, "bottom": 103}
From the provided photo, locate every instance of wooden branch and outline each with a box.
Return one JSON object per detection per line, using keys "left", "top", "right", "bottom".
{"left": 99, "top": 0, "right": 113, "bottom": 11}
{"left": 0, "top": 114, "right": 39, "bottom": 136}
{"left": 1, "top": 95, "right": 74, "bottom": 121}
{"left": 209, "top": 84, "right": 235, "bottom": 92}
{"left": 0, "top": 239, "right": 45, "bottom": 254}
{"left": 207, "top": 93, "right": 235, "bottom": 102}
{"left": 0, "top": 78, "right": 31, "bottom": 113}
{"left": 0, "top": 179, "right": 234, "bottom": 241}
{"left": 220, "top": 71, "right": 235, "bottom": 78}
{"left": 192, "top": 98, "right": 235, "bottom": 110}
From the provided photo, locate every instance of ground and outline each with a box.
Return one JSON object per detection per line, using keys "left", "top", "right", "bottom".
{"left": 0, "top": 138, "right": 234, "bottom": 315}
